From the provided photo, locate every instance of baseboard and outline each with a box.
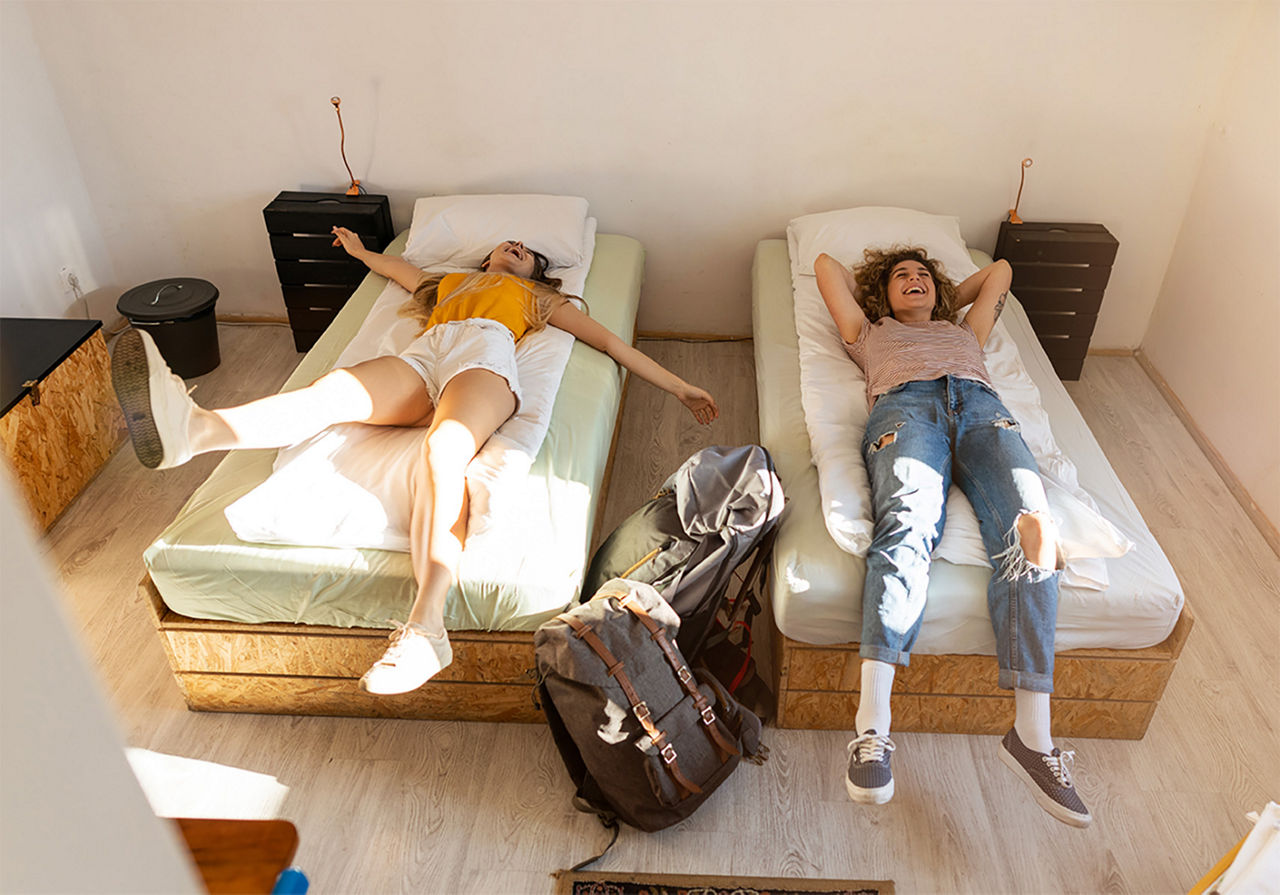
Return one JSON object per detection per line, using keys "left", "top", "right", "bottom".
{"left": 636, "top": 331, "right": 751, "bottom": 342}
{"left": 1086, "top": 347, "right": 1137, "bottom": 357}
{"left": 1136, "top": 349, "right": 1280, "bottom": 558}
{"left": 216, "top": 314, "right": 291, "bottom": 325}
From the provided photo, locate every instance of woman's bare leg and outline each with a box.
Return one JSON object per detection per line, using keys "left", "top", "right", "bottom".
{"left": 359, "top": 368, "right": 515, "bottom": 695}
{"left": 405, "top": 368, "right": 517, "bottom": 632}
{"left": 188, "top": 356, "right": 434, "bottom": 453}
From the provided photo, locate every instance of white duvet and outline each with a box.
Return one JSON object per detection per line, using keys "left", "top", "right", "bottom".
{"left": 224, "top": 219, "right": 597, "bottom": 553}
{"left": 787, "top": 209, "right": 1131, "bottom": 589}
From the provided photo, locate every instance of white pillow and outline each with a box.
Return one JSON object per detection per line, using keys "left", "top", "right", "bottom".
{"left": 402, "top": 194, "right": 589, "bottom": 270}
{"left": 789, "top": 205, "right": 973, "bottom": 285}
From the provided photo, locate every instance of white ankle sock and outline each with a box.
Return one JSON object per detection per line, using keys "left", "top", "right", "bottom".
{"left": 855, "top": 660, "right": 895, "bottom": 736}
{"left": 408, "top": 621, "right": 447, "bottom": 640}
{"left": 1014, "top": 688, "right": 1054, "bottom": 753}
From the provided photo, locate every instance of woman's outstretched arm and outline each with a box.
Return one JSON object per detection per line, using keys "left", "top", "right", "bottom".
{"left": 815, "top": 253, "right": 868, "bottom": 343}
{"left": 956, "top": 259, "right": 1012, "bottom": 348}
{"left": 547, "top": 301, "right": 719, "bottom": 425}
{"left": 332, "top": 226, "right": 425, "bottom": 293}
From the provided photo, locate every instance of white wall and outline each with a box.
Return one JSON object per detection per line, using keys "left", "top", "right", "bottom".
{"left": 1143, "top": 2, "right": 1280, "bottom": 529}
{"left": 0, "top": 2, "right": 117, "bottom": 320}
{"left": 0, "top": 474, "right": 201, "bottom": 893}
{"left": 18, "top": 0, "right": 1251, "bottom": 339}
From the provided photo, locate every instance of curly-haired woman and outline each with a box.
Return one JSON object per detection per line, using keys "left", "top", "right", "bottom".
{"left": 114, "top": 231, "right": 718, "bottom": 697}
{"left": 815, "top": 246, "right": 1092, "bottom": 828}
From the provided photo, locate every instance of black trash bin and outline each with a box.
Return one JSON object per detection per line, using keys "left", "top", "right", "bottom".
{"left": 117, "top": 278, "right": 220, "bottom": 378}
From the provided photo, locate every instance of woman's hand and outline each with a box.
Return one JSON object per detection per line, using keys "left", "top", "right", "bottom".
{"left": 546, "top": 301, "right": 720, "bottom": 425}
{"left": 679, "top": 383, "right": 719, "bottom": 425}
{"left": 331, "top": 226, "right": 366, "bottom": 258}
{"left": 330, "top": 228, "right": 424, "bottom": 292}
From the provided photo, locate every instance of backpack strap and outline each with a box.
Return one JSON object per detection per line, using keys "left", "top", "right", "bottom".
{"left": 559, "top": 613, "right": 702, "bottom": 800}
{"left": 616, "top": 595, "right": 742, "bottom": 763}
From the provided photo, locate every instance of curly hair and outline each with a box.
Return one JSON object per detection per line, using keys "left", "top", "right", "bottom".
{"left": 852, "top": 245, "right": 959, "bottom": 324}
{"left": 399, "top": 244, "right": 577, "bottom": 334}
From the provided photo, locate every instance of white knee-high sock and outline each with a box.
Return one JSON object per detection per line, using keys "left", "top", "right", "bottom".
{"left": 1014, "top": 688, "right": 1054, "bottom": 753}
{"left": 855, "top": 660, "right": 895, "bottom": 736}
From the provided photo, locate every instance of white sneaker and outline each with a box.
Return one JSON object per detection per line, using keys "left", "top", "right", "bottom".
{"left": 359, "top": 623, "right": 453, "bottom": 695}
{"left": 111, "top": 328, "right": 196, "bottom": 469}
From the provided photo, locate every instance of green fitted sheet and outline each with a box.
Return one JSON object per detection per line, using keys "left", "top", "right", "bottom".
{"left": 144, "top": 233, "right": 644, "bottom": 631}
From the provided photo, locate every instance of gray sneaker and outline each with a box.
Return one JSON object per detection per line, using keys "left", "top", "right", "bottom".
{"left": 998, "top": 727, "right": 1092, "bottom": 828}
{"left": 845, "top": 730, "right": 895, "bottom": 804}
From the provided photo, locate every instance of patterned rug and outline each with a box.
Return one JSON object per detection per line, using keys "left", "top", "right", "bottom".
{"left": 554, "top": 870, "right": 893, "bottom": 895}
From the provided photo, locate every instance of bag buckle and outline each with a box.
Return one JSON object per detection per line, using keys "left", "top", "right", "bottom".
{"left": 659, "top": 743, "right": 678, "bottom": 765}
{"left": 676, "top": 665, "right": 693, "bottom": 684}
{"left": 633, "top": 702, "right": 652, "bottom": 724}
{"left": 700, "top": 706, "right": 716, "bottom": 725}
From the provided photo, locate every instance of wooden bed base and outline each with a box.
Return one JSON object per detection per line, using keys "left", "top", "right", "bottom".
{"left": 144, "top": 551, "right": 1193, "bottom": 739}
{"left": 143, "top": 573, "right": 546, "bottom": 722}
{"left": 768, "top": 601, "right": 1194, "bottom": 739}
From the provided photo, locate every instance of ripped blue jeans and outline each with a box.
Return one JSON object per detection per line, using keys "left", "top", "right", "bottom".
{"left": 860, "top": 375, "right": 1059, "bottom": 692}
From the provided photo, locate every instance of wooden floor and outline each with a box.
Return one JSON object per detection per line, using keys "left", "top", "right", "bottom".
{"left": 39, "top": 325, "right": 1280, "bottom": 894}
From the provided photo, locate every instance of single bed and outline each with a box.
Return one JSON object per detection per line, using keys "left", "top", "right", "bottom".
{"left": 752, "top": 234, "right": 1192, "bottom": 739}
{"left": 141, "top": 228, "right": 644, "bottom": 722}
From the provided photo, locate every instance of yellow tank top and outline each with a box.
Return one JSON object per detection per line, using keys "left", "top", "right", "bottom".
{"left": 425, "top": 273, "right": 534, "bottom": 342}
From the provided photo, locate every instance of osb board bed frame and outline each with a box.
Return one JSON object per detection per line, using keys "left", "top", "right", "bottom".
{"left": 143, "top": 562, "right": 1193, "bottom": 738}
{"left": 768, "top": 600, "right": 1194, "bottom": 739}
{"left": 143, "top": 573, "right": 547, "bottom": 722}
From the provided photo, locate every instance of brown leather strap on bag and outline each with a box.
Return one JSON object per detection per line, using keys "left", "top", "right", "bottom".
{"left": 560, "top": 613, "right": 701, "bottom": 799}
{"left": 616, "top": 594, "right": 741, "bottom": 763}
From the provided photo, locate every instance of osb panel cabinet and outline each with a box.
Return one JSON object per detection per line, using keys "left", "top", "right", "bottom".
{"left": 0, "top": 319, "right": 125, "bottom": 530}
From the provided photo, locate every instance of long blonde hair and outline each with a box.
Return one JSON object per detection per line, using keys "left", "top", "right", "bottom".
{"left": 398, "top": 244, "right": 578, "bottom": 334}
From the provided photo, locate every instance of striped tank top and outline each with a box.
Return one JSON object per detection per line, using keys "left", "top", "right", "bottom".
{"left": 843, "top": 317, "right": 993, "bottom": 405}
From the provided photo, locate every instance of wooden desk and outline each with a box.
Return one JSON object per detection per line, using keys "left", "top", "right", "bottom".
{"left": 172, "top": 818, "right": 299, "bottom": 894}
{"left": 0, "top": 318, "right": 125, "bottom": 529}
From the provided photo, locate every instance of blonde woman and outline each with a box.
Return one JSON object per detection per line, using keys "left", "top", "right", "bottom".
{"left": 114, "top": 229, "right": 718, "bottom": 695}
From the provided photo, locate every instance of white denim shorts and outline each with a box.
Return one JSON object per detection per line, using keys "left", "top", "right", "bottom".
{"left": 397, "top": 318, "right": 522, "bottom": 411}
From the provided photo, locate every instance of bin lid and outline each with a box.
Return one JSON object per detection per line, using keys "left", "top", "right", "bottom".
{"left": 117, "top": 278, "right": 218, "bottom": 322}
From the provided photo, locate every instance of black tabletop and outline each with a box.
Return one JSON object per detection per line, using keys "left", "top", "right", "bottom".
{"left": 1, "top": 317, "right": 104, "bottom": 415}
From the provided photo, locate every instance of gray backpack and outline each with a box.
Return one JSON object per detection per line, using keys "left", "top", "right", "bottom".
{"left": 535, "top": 579, "right": 767, "bottom": 852}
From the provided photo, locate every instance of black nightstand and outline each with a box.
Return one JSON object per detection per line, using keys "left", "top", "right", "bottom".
{"left": 263, "top": 191, "right": 394, "bottom": 351}
{"left": 994, "top": 221, "right": 1118, "bottom": 380}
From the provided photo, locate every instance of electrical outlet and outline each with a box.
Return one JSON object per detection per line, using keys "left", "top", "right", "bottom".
{"left": 58, "top": 265, "right": 80, "bottom": 294}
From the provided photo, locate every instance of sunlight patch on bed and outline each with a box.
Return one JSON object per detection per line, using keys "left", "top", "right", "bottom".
{"left": 784, "top": 566, "right": 811, "bottom": 593}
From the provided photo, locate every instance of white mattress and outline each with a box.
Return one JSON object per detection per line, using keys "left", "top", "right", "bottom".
{"left": 751, "top": 238, "right": 1184, "bottom": 652}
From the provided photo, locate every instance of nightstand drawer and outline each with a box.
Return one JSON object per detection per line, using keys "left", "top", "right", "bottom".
{"left": 285, "top": 305, "right": 341, "bottom": 333}
{"left": 268, "top": 233, "right": 351, "bottom": 261}
{"left": 995, "top": 222, "right": 1118, "bottom": 266}
{"left": 1006, "top": 262, "right": 1113, "bottom": 291}
{"left": 1013, "top": 286, "right": 1105, "bottom": 315}
{"left": 273, "top": 259, "right": 368, "bottom": 287}
{"left": 1036, "top": 337, "right": 1090, "bottom": 381}
{"left": 280, "top": 285, "right": 355, "bottom": 309}
{"left": 1023, "top": 310, "right": 1097, "bottom": 339}
{"left": 264, "top": 191, "right": 392, "bottom": 248}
